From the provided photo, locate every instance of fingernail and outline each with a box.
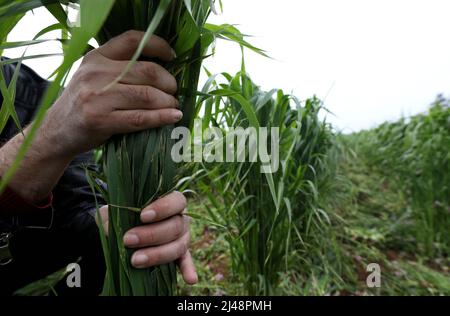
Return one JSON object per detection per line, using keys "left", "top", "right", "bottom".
{"left": 132, "top": 254, "right": 148, "bottom": 268}
{"left": 173, "top": 110, "right": 183, "bottom": 122}
{"left": 123, "top": 233, "right": 139, "bottom": 246}
{"left": 141, "top": 209, "right": 157, "bottom": 223}
{"left": 171, "top": 48, "right": 177, "bottom": 58}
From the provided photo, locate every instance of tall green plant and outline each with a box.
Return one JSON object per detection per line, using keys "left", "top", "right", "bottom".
{"left": 96, "top": 0, "right": 215, "bottom": 296}
{"left": 194, "top": 69, "right": 335, "bottom": 295}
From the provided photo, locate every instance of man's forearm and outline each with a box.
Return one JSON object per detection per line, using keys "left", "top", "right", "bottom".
{"left": 0, "top": 122, "right": 73, "bottom": 204}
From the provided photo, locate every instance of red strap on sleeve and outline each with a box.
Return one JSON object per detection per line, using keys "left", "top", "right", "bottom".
{"left": 0, "top": 186, "right": 53, "bottom": 216}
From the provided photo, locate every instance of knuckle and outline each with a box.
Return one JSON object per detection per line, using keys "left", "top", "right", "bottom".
{"left": 152, "top": 111, "right": 163, "bottom": 125}
{"left": 77, "top": 66, "right": 105, "bottom": 84}
{"left": 139, "top": 62, "right": 159, "bottom": 81}
{"left": 129, "top": 111, "right": 147, "bottom": 129}
{"left": 122, "top": 85, "right": 154, "bottom": 104}
{"left": 77, "top": 85, "right": 97, "bottom": 105}
{"left": 142, "top": 86, "right": 156, "bottom": 104}
{"left": 81, "top": 50, "right": 97, "bottom": 65}
{"left": 77, "top": 67, "right": 95, "bottom": 84}
{"left": 144, "top": 228, "right": 155, "bottom": 245}
{"left": 121, "top": 30, "right": 141, "bottom": 46}
{"left": 173, "top": 216, "right": 184, "bottom": 237}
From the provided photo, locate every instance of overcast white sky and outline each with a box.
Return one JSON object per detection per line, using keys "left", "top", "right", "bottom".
{"left": 5, "top": 0, "right": 450, "bottom": 132}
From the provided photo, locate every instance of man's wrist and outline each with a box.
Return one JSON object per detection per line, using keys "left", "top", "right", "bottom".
{"left": 0, "top": 123, "right": 73, "bottom": 203}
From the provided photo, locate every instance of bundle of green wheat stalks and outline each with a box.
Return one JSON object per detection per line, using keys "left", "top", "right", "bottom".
{"left": 95, "top": 0, "right": 215, "bottom": 296}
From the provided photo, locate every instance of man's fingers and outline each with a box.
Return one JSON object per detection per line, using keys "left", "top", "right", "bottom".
{"left": 123, "top": 215, "right": 189, "bottom": 248}
{"left": 110, "top": 108, "right": 183, "bottom": 134}
{"left": 96, "top": 31, "right": 175, "bottom": 62}
{"left": 141, "top": 191, "right": 187, "bottom": 223}
{"left": 116, "top": 61, "right": 178, "bottom": 95}
{"left": 113, "top": 84, "right": 179, "bottom": 111}
{"left": 178, "top": 250, "right": 198, "bottom": 285}
{"left": 131, "top": 231, "right": 190, "bottom": 269}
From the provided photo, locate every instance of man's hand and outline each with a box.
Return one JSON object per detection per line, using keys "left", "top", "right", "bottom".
{"left": 46, "top": 30, "right": 181, "bottom": 157}
{"left": 98, "top": 191, "right": 198, "bottom": 285}
{"left": 0, "top": 31, "right": 180, "bottom": 203}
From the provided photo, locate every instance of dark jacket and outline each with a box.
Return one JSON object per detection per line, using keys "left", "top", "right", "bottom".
{"left": 0, "top": 58, "right": 105, "bottom": 295}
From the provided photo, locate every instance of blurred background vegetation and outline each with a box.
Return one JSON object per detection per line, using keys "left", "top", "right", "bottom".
{"left": 177, "top": 92, "right": 450, "bottom": 296}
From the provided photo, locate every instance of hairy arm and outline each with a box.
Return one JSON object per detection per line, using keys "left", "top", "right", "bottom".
{"left": 0, "top": 123, "right": 73, "bottom": 203}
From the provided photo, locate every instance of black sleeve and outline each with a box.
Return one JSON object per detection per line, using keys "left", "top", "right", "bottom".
{"left": 0, "top": 58, "right": 47, "bottom": 143}
{"left": 52, "top": 151, "right": 105, "bottom": 225}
